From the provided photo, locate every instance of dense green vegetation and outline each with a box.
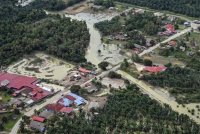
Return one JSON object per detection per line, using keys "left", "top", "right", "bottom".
{"left": 141, "top": 66, "right": 200, "bottom": 103}
{"left": 114, "top": 0, "right": 200, "bottom": 17}
{"left": 94, "top": 0, "right": 115, "bottom": 8}
{"left": 45, "top": 85, "right": 200, "bottom": 133}
{"left": 95, "top": 12, "right": 164, "bottom": 49}
{"left": 95, "top": 12, "right": 162, "bottom": 36}
{"left": 0, "top": 0, "right": 90, "bottom": 67}
{"left": 30, "top": 0, "right": 84, "bottom": 11}
{"left": 95, "top": 16, "right": 122, "bottom": 35}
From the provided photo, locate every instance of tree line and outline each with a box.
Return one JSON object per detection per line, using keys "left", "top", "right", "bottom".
{"left": 30, "top": 0, "right": 85, "bottom": 11}
{"left": 114, "top": 0, "right": 200, "bottom": 17}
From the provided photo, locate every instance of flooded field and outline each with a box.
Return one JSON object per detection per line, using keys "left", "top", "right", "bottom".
{"left": 7, "top": 53, "right": 74, "bottom": 81}
{"left": 65, "top": 13, "right": 126, "bottom": 66}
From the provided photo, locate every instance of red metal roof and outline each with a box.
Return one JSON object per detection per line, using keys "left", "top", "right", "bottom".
{"left": 45, "top": 104, "right": 64, "bottom": 112}
{"left": 166, "top": 24, "right": 175, "bottom": 32}
{"left": 168, "top": 41, "right": 177, "bottom": 46}
{"left": 0, "top": 72, "right": 37, "bottom": 90}
{"left": 144, "top": 66, "right": 167, "bottom": 73}
{"left": 79, "top": 67, "right": 91, "bottom": 73}
{"left": 32, "top": 116, "right": 45, "bottom": 122}
{"left": 0, "top": 72, "right": 51, "bottom": 102}
{"left": 65, "top": 95, "right": 76, "bottom": 101}
{"left": 60, "top": 107, "right": 73, "bottom": 114}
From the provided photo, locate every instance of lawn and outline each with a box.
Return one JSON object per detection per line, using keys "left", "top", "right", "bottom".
{"left": 0, "top": 112, "right": 22, "bottom": 131}
{"left": 0, "top": 91, "right": 12, "bottom": 104}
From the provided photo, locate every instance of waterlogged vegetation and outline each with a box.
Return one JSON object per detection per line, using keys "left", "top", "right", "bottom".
{"left": 46, "top": 85, "right": 200, "bottom": 133}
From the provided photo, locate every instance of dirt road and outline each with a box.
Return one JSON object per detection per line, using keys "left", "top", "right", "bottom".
{"left": 117, "top": 70, "right": 200, "bottom": 124}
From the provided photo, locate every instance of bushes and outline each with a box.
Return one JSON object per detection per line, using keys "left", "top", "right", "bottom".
{"left": 108, "top": 71, "right": 121, "bottom": 79}
{"left": 98, "top": 61, "right": 109, "bottom": 70}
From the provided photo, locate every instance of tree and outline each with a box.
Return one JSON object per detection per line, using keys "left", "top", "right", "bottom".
{"left": 70, "top": 85, "right": 81, "bottom": 95}
{"left": 143, "top": 59, "right": 153, "bottom": 66}
{"left": 98, "top": 61, "right": 109, "bottom": 70}
{"left": 108, "top": 71, "right": 121, "bottom": 79}
{"left": 2, "top": 116, "right": 8, "bottom": 124}
{"left": 132, "top": 54, "right": 142, "bottom": 63}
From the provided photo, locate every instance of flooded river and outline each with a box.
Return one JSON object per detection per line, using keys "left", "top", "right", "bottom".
{"left": 65, "top": 13, "right": 126, "bottom": 66}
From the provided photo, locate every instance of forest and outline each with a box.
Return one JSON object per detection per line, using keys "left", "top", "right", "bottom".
{"left": 30, "top": 0, "right": 85, "bottom": 11}
{"left": 44, "top": 84, "right": 200, "bottom": 133}
{"left": 94, "top": 0, "right": 115, "bottom": 8}
{"left": 0, "top": 0, "right": 90, "bottom": 67}
{"left": 114, "top": 0, "right": 200, "bottom": 17}
{"left": 141, "top": 66, "right": 200, "bottom": 103}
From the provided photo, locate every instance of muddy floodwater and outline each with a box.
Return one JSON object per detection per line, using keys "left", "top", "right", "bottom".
{"left": 65, "top": 13, "right": 126, "bottom": 66}
{"left": 7, "top": 53, "right": 74, "bottom": 81}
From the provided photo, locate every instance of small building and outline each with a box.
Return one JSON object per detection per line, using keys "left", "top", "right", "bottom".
{"left": 144, "top": 66, "right": 167, "bottom": 73}
{"left": 134, "top": 8, "right": 145, "bottom": 14}
{"left": 168, "top": 40, "right": 177, "bottom": 47}
{"left": 67, "top": 93, "right": 86, "bottom": 106}
{"left": 166, "top": 24, "right": 175, "bottom": 33}
{"left": 57, "top": 98, "right": 73, "bottom": 107}
{"left": 32, "top": 116, "right": 45, "bottom": 123}
{"left": 59, "top": 107, "right": 73, "bottom": 115}
{"left": 45, "top": 104, "right": 64, "bottom": 113}
{"left": 78, "top": 67, "right": 91, "bottom": 74}
{"left": 29, "top": 120, "right": 45, "bottom": 132}
{"left": 154, "top": 12, "right": 164, "bottom": 17}
{"left": 39, "top": 110, "right": 54, "bottom": 119}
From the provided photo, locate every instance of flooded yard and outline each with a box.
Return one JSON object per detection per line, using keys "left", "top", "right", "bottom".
{"left": 7, "top": 53, "right": 74, "bottom": 81}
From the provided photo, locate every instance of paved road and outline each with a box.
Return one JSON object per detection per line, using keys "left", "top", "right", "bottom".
{"left": 117, "top": 70, "right": 200, "bottom": 124}
{"left": 10, "top": 24, "right": 192, "bottom": 134}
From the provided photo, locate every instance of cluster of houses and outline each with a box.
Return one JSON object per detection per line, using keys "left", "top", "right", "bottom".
{"left": 29, "top": 92, "right": 86, "bottom": 132}
{"left": 0, "top": 72, "right": 54, "bottom": 109}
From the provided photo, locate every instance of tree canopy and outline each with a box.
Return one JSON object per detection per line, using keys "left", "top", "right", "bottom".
{"left": 115, "top": 0, "right": 200, "bottom": 17}
{"left": 46, "top": 84, "right": 200, "bottom": 133}
{"left": 0, "top": 0, "right": 90, "bottom": 67}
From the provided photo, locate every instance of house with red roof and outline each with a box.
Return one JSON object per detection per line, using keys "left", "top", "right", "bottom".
{"left": 166, "top": 24, "right": 175, "bottom": 33}
{"left": 0, "top": 72, "right": 52, "bottom": 103}
{"left": 45, "top": 104, "right": 64, "bottom": 113}
{"left": 78, "top": 67, "right": 91, "bottom": 74}
{"left": 144, "top": 66, "right": 167, "bottom": 73}
{"left": 60, "top": 107, "right": 73, "bottom": 114}
{"left": 32, "top": 116, "right": 45, "bottom": 123}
